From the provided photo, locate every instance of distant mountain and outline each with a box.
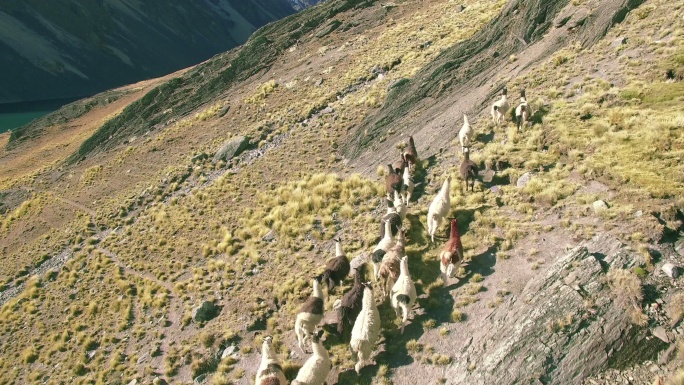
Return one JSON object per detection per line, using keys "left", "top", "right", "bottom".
{"left": 287, "top": 0, "right": 326, "bottom": 10}
{"left": 0, "top": 0, "right": 305, "bottom": 104}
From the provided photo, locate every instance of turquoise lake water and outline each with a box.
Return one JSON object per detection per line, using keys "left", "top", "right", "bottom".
{"left": 0, "top": 111, "right": 53, "bottom": 134}
{"left": 0, "top": 98, "right": 79, "bottom": 134}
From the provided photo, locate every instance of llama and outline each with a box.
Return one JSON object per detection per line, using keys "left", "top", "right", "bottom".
{"left": 393, "top": 153, "right": 407, "bottom": 176}
{"left": 403, "top": 136, "right": 419, "bottom": 172}
{"left": 426, "top": 175, "right": 451, "bottom": 243}
{"left": 378, "top": 229, "right": 406, "bottom": 300}
{"left": 294, "top": 278, "right": 325, "bottom": 354}
{"left": 458, "top": 114, "right": 473, "bottom": 153}
{"left": 391, "top": 256, "right": 417, "bottom": 334}
{"left": 460, "top": 149, "right": 478, "bottom": 192}
{"left": 316, "top": 237, "right": 350, "bottom": 293}
{"left": 393, "top": 190, "right": 407, "bottom": 222}
{"left": 515, "top": 89, "right": 532, "bottom": 132}
{"left": 385, "top": 163, "right": 402, "bottom": 199}
{"left": 350, "top": 285, "right": 381, "bottom": 374}
{"left": 491, "top": 88, "right": 509, "bottom": 127}
{"left": 440, "top": 218, "right": 464, "bottom": 283}
{"left": 255, "top": 336, "right": 288, "bottom": 385}
{"left": 291, "top": 330, "right": 332, "bottom": 385}
{"left": 402, "top": 165, "right": 415, "bottom": 206}
{"left": 379, "top": 198, "right": 402, "bottom": 239}
{"left": 336, "top": 264, "right": 367, "bottom": 342}
{"left": 372, "top": 219, "right": 396, "bottom": 281}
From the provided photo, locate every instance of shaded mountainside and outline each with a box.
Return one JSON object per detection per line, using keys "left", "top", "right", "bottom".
{"left": 8, "top": 0, "right": 377, "bottom": 153}
{"left": 0, "top": 0, "right": 299, "bottom": 104}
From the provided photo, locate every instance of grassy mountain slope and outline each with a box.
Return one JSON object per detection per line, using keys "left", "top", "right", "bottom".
{"left": 0, "top": 0, "right": 683, "bottom": 384}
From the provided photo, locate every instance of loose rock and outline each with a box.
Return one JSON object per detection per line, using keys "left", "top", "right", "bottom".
{"left": 221, "top": 345, "right": 236, "bottom": 359}
{"left": 213, "top": 136, "right": 249, "bottom": 163}
{"left": 593, "top": 200, "right": 609, "bottom": 213}
{"left": 651, "top": 326, "right": 669, "bottom": 343}
{"left": 662, "top": 263, "right": 681, "bottom": 279}
{"left": 516, "top": 172, "right": 532, "bottom": 188}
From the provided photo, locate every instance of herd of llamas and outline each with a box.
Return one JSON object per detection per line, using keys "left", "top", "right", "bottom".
{"left": 254, "top": 89, "right": 532, "bottom": 384}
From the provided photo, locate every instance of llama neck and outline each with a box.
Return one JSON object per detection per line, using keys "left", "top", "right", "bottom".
{"left": 500, "top": 94, "right": 507, "bottom": 104}
{"left": 396, "top": 230, "right": 405, "bottom": 245}
{"left": 408, "top": 137, "right": 415, "bottom": 150}
{"left": 261, "top": 341, "right": 276, "bottom": 362}
{"left": 450, "top": 220, "right": 462, "bottom": 247}
{"left": 353, "top": 269, "right": 363, "bottom": 285}
{"left": 393, "top": 191, "right": 403, "bottom": 205}
{"left": 362, "top": 287, "right": 374, "bottom": 309}
{"left": 400, "top": 258, "right": 409, "bottom": 276}
{"left": 312, "top": 280, "right": 324, "bottom": 299}
{"left": 463, "top": 114, "right": 469, "bottom": 125}
{"left": 383, "top": 221, "right": 393, "bottom": 240}
{"left": 311, "top": 339, "right": 326, "bottom": 357}
{"left": 335, "top": 241, "right": 344, "bottom": 257}
{"left": 463, "top": 151, "right": 470, "bottom": 161}
{"left": 440, "top": 178, "right": 450, "bottom": 196}
{"left": 403, "top": 167, "right": 410, "bottom": 180}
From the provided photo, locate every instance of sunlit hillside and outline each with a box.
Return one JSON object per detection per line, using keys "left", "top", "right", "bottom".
{"left": 0, "top": 0, "right": 683, "bottom": 384}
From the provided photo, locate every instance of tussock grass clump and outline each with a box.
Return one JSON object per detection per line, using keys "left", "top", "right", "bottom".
{"left": 244, "top": 173, "right": 381, "bottom": 240}
{"left": 81, "top": 164, "right": 103, "bottom": 186}
{"left": 667, "top": 292, "right": 684, "bottom": 325}
{"left": 451, "top": 310, "right": 465, "bottom": 322}
{"left": 245, "top": 80, "right": 279, "bottom": 104}
{"left": 606, "top": 268, "right": 647, "bottom": 325}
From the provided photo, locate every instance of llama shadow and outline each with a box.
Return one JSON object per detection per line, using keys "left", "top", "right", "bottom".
{"left": 409, "top": 154, "right": 437, "bottom": 203}
{"left": 530, "top": 104, "right": 549, "bottom": 126}
{"left": 467, "top": 245, "right": 498, "bottom": 278}
{"left": 475, "top": 129, "right": 495, "bottom": 145}
{"left": 405, "top": 212, "right": 428, "bottom": 245}
{"left": 439, "top": 206, "right": 491, "bottom": 238}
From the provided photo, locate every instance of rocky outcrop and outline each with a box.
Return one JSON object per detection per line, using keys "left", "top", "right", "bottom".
{"left": 445, "top": 235, "right": 668, "bottom": 385}
{"left": 212, "top": 136, "right": 250, "bottom": 164}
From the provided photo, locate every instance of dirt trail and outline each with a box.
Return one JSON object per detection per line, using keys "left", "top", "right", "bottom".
{"left": 51, "top": 194, "right": 98, "bottom": 218}
{"left": 97, "top": 245, "right": 185, "bottom": 376}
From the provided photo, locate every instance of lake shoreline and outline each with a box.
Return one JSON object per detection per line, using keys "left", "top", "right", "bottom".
{"left": 0, "top": 97, "right": 82, "bottom": 134}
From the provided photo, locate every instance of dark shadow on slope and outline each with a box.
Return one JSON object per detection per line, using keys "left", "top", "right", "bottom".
{"left": 408, "top": 154, "right": 437, "bottom": 204}
{"left": 467, "top": 245, "right": 498, "bottom": 278}
{"left": 476, "top": 129, "right": 496, "bottom": 145}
